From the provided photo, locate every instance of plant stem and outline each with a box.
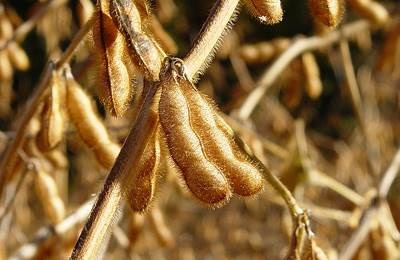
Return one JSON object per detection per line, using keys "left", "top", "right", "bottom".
{"left": 70, "top": 82, "right": 160, "bottom": 259}
{"left": 184, "top": 0, "right": 240, "bottom": 80}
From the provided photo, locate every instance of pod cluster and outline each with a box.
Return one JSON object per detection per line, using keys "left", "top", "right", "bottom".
{"left": 157, "top": 57, "right": 265, "bottom": 206}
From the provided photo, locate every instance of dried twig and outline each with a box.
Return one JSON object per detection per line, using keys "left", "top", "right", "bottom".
{"left": 237, "top": 20, "right": 371, "bottom": 120}
{"left": 10, "top": 199, "right": 94, "bottom": 260}
{"left": 339, "top": 147, "right": 400, "bottom": 260}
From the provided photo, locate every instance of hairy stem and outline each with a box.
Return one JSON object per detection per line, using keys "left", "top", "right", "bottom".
{"left": 184, "top": 0, "right": 240, "bottom": 80}
{"left": 70, "top": 82, "right": 160, "bottom": 259}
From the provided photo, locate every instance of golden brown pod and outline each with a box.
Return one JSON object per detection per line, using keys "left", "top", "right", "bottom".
{"left": 179, "top": 75, "right": 264, "bottom": 196}
{"left": 0, "top": 12, "right": 13, "bottom": 40}
{"left": 243, "top": 0, "right": 283, "bottom": 25}
{"left": 301, "top": 52, "right": 322, "bottom": 99}
{"left": 7, "top": 42, "right": 29, "bottom": 71}
{"left": 309, "top": 0, "right": 344, "bottom": 27}
{"left": 238, "top": 38, "right": 290, "bottom": 64}
{"left": 66, "top": 77, "right": 120, "bottom": 168}
{"left": 348, "top": 0, "right": 389, "bottom": 25}
{"left": 110, "top": 0, "right": 166, "bottom": 81}
{"left": 91, "top": 0, "right": 133, "bottom": 117}
{"left": 37, "top": 71, "right": 65, "bottom": 151}
{"left": 160, "top": 58, "right": 265, "bottom": 203}
{"left": 0, "top": 50, "right": 12, "bottom": 81}
{"left": 159, "top": 61, "right": 231, "bottom": 206}
{"left": 127, "top": 128, "right": 160, "bottom": 212}
{"left": 34, "top": 169, "right": 66, "bottom": 224}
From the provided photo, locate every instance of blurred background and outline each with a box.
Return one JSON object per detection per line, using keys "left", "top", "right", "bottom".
{"left": 0, "top": 0, "right": 399, "bottom": 259}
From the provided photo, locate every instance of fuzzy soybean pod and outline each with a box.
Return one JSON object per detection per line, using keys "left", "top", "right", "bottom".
{"left": 7, "top": 42, "right": 30, "bottom": 71}
{"left": 309, "top": 0, "right": 344, "bottom": 27}
{"left": 127, "top": 128, "right": 160, "bottom": 212}
{"left": 302, "top": 52, "right": 323, "bottom": 99}
{"left": 66, "top": 78, "right": 120, "bottom": 169}
{"left": 179, "top": 77, "right": 264, "bottom": 197}
{"left": 34, "top": 168, "right": 66, "bottom": 224}
{"left": 92, "top": 0, "right": 133, "bottom": 117}
{"left": 159, "top": 69, "right": 231, "bottom": 206}
{"left": 37, "top": 72, "right": 65, "bottom": 151}
{"left": 110, "top": 0, "right": 166, "bottom": 81}
{"left": 243, "top": 0, "right": 283, "bottom": 25}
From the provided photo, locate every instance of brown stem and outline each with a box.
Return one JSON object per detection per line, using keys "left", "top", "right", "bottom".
{"left": 70, "top": 82, "right": 160, "bottom": 259}
{"left": 183, "top": 0, "right": 240, "bottom": 80}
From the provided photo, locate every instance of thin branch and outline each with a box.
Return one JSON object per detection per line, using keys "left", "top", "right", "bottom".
{"left": 295, "top": 120, "right": 364, "bottom": 206}
{"left": 70, "top": 82, "right": 160, "bottom": 259}
{"left": 222, "top": 114, "right": 289, "bottom": 159}
{"left": 184, "top": 0, "right": 240, "bottom": 80}
{"left": 339, "top": 39, "right": 378, "bottom": 176}
{"left": 237, "top": 20, "right": 371, "bottom": 120}
{"left": 378, "top": 147, "right": 400, "bottom": 198}
{"left": 10, "top": 200, "right": 94, "bottom": 260}
{"left": 0, "top": 0, "right": 68, "bottom": 50}
{"left": 339, "top": 146, "right": 400, "bottom": 260}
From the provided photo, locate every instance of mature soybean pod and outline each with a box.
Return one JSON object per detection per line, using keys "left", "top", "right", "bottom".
{"left": 243, "top": 0, "right": 283, "bottom": 25}
{"left": 111, "top": 0, "right": 166, "bottom": 81}
{"left": 159, "top": 73, "right": 231, "bottom": 206}
{"left": 92, "top": 0, "right": 132, "bottom": 117}
{"left": 37, "top": 72, "right": 65, "bottom": 151}
{"left": 179, "top": 79, "right": 264, "bottom": 196}
{"left": 309, "top": 0, "right": 344, "bottom": 27}
{"left": 127, "top": 128, "right": 160, "bottom": 212}
{"left": 66, "top": 78, "right": 120, "bottom": 168}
